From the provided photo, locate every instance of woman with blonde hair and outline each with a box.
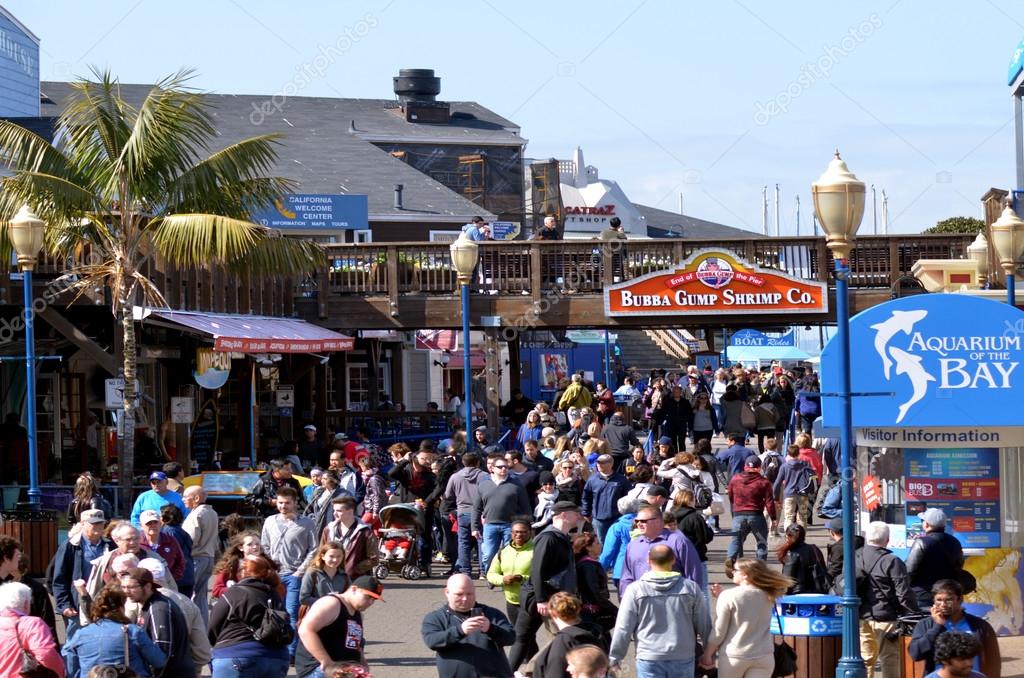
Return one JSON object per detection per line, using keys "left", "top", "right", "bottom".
{"left": 699, "top": 558, "right": 793, "bottom": 676}
{"left": 582, "top": 422, "right": 609, "bottom": 461}
{"left": 299, "top": 541, "right": 349, "bottom": 609}
{"left": 531, "top": 592, "right": 603, "bottom": 678}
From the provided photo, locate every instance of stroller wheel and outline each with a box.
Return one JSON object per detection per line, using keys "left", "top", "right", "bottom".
{"left": 374, "top": 565, "right": 389, "bottom": 579}
{"left": 406, "top": 565, "right": 422, "bottom": 580}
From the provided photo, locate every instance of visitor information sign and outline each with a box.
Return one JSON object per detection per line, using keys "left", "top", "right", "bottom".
{"left": 904, "top": 447, "right": 1000, "bottom": 548}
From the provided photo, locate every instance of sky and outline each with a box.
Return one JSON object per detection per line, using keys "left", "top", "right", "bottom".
{"left": 6, "top": 0, "right": 1023, "bottom": 235}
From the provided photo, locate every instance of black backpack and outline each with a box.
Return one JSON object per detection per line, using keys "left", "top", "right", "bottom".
{"left": 762, "top": 452, "right": 783, "bottom": 484}
{"left": 226, "top": 591, "right": 294, "bottom": 648}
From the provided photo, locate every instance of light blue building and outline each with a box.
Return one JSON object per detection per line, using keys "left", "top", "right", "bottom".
{"left": 0, "top": 5, "right": 40, "bottom": 117}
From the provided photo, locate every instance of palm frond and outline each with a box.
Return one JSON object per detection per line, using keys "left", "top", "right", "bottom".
{"left": 149, "top": 213, "right": 262, "bottom": 266}
{"left": 119, "top": 69, "right": 216, "bottom": 192}
{"left": 61, "top": 71, "right": 133, "bottom": 179}
{"left": 0, "top": 120, "right": 76, "bottom": 177}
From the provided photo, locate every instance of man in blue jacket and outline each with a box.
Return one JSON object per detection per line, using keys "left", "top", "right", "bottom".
{"left": 582, "top": 454, "right": 630, "bottom": 542}
{"left": 716, "top": 431, "right": 756, "bottom": 479}
{"left": 52, "top": 508, "right": 113, "bottom": 640}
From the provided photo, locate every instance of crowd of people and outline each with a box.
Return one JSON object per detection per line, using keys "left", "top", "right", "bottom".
{"left": 0, "top": 361, "right": 1002, "bottom": 678}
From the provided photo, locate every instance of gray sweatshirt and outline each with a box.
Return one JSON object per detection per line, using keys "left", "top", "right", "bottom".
{"left": 261, "top": 513, "right": 318, "bottom": 576}
{"left": 609, "top": 570, "right": 711, "bottom": 663}
{"left": 472, "top": 476, "right": 531, "bottom": 533}
{"left": 445, "top": 467, "right": 484, "bottom": 514}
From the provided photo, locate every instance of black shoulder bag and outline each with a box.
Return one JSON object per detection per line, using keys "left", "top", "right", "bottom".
{"left": 771, "top": 605, "right": 797, "bottom": 677}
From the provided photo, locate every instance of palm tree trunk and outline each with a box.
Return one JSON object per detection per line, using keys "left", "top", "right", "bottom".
{"left": 119, "top": 301, "right": 137, "bottom": 514}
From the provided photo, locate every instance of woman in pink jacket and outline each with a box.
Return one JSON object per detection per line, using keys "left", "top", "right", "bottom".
{"left": 0, "top": 581, "right": 64, "bottom": 677}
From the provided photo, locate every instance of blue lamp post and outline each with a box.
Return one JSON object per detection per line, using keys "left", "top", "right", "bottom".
{"left": 990, "top": 201, "right": 1024, "bottom": 305}
{"left": 450, "top": 234, "right": 480, "bottom": 432}
{"left": 812, "top": 151, "right": 866, "bottom": 678}
{"left": 9, "top": 204, "right": 46, "bottom": 511}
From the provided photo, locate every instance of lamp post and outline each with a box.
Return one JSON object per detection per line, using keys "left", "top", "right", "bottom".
{"left": 812, "top": 151, "right": 866, "bottom": 678}
{"left": 990, "top": 201, "right": 1024, "bottom": 305}
{"left": 450, "top": 234, "right": 479, "bottom": 432}
{"left": 9, "top": 205, "right": 46, "bottom": 511}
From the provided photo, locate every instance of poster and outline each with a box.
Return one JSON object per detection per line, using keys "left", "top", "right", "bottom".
{"left": 540, "top": 354, "right": 569, "bottom": 388}
{"left": 904, "top": 448, "right": 1000, "bottom": 548}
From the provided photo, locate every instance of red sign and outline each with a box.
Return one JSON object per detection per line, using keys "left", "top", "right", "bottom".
{"left": 604, "top": 249, "right": 828, "bottom": 317}
{"left": 904, "top": 477, "right": 999, "bottom": 501}
{"left": 862, "top": 475, "right": 882, "bottom": 511}
{"left": 564, "top": 205, "right": 615, "bottom": 215}
{"left": 415, "top": 329, "right": 457, "bottom": 352}
{"left": 214, "top": 337, "right": 354, "bottom": 353}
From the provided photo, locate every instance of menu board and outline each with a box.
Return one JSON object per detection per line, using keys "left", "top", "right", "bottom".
{"left": 201, "top": 472, "right": 262, "bottom": 496}
{"left": 904, "top": 448, "right": 1000, "bottom": 548}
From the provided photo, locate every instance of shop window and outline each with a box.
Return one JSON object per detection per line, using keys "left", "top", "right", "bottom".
{"left": 346, "top": 363, "right": 391, "bottom": 409}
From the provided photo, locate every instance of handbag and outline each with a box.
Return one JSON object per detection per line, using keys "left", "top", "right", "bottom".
{"left": 15, "top": 618, "right": 59, "bottom": 678}
{"left": 110, "top": 624, "right": 138, "bottom": 677}
{"left": 771, "top": 606, "right": 797, "bottom": 677}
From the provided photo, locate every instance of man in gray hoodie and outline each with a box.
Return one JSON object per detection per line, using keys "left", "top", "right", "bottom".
{"left": 444, "top": 452, "right": 484, "bottom": 576}
{"left": 609, "top": 543, "right": 711, "bottom": 678}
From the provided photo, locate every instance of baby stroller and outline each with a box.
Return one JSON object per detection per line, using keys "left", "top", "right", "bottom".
{"left": 374, "top": 502, "right": 424, "bottom": 580}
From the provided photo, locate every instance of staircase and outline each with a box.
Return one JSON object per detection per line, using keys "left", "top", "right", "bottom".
{"left": 616, "top": 329, "right": 688, "bottom": 373}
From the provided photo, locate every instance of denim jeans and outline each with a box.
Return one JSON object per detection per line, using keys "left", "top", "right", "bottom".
{"left": 728, "top": 513, "right": 768, "bottom": 561}
{"left": 456, "top": 513, "right": 481, "bottom": 574}
{"left": 64, "top": 615, "right": 80, "bottom": 641}
{"left": 636, "top": 657, "right": 694, "bottom": 678}
{"left": 281, "top": 572, "right": 302, "bottom": 657}
{"left": 192, "top": 554, "right": 213, "bottom": 626}
{"left": 711, "top": 403, "right": 725, "bottom": 433}
{"left": 212, "top": 657, "right": 290, "bottom": 678}
{"left": 590, "top": 517, "right": 613, "bottom": 544}
{"left": 481, "top": 522, "right": 511, "bottom": 574}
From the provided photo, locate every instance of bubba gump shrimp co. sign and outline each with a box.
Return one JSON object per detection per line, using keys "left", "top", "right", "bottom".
{"left": 604, "top": 249, "right": 828, "bottom": 317}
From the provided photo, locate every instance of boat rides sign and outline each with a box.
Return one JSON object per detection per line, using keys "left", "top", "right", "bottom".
{"left": 822, "top": 294, "right": 1024, "bottom": 428}
{"left": 604, "top": 249, "right": 827, "bottom": 317}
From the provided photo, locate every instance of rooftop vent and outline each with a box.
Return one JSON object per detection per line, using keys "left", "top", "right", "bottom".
{"left": 393, "top": 69, "right": 449, "bottom": 124}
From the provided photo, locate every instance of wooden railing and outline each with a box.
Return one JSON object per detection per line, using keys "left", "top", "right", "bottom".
{"left": 319, "top": 234, "right": 975, "bottom": 296}
{"left": 2, "top": 234, "right": 974, "bottom": 315}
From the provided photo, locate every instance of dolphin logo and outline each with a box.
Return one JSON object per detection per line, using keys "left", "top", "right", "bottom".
{"left": 870, "top": 310, "right": 928, "bottom": 378}
{"left": 889, "top": 347, "right": 936, "bottom": 423}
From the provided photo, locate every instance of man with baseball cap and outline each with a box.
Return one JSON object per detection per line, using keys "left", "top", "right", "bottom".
{"left": 508, "top": 500, "right": 581, "bottom": 672}
{"left": 907, "top": 508, "right": 966, "bottom": 606}
{"left": 138, "top": 508, "right": 186, "bottom": 583}
{"left": 129, "top": 470, "right": 187, "bottom": 527}
{"left": 295, "top": 575, "right": 384, "bottom": 677}
{"left": 724, "top": 455, "right": 777, "bottom": 578}
{"left": 52, "top": 508, "right": 112, "bottom": 639}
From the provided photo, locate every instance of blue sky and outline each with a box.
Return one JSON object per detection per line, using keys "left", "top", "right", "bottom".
{"left": 7, "top": 0, "right": 1022, "bottom": 234}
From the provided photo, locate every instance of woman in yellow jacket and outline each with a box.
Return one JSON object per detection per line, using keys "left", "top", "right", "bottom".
{"left": 487, "top": 519, "right": 535, "bottom": 646}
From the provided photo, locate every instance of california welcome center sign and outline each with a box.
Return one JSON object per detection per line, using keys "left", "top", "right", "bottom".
{"left": 821, "top": 294, "right": 1024, "bottom": 437}
{"left": 604, "top": 249, "right": 828, "bottom": 317}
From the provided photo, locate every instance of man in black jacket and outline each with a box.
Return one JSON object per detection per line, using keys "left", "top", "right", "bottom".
{"left": 121, "top": 566, "right": 193, "bottom": 677}
{"left": 907, "top": 508, "right": 965, "bottom": 606}
{"left": 422, "top": 573, "right": 515, "bottom": 678}
{"left": 856, "top": 521, "right": 919, "bottom": 678}
{"left": 508, "top": 501, "right": 581, "bottom": 671}
{"left": 602, "top": 413, "right": 639, "bottom": 463}
{"left": 825, "top": 517, "right": 863, "bottom": 592}
{"left": 246, "top": 458, "right": 304, "bottom": 517}
{"left": 908, "top": 579, "right": 1001, "bottom": 677}
{"left": 472, "top": 459, "right": 531, "bottom": 575}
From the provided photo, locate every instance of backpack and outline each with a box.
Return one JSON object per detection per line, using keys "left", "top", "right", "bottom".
{"left": 691, "top": 479, "right": 714, "bottom": 511}
{"left": 762, "top": 452, "right": 783, "bottom": 485}
{"left": 794, "top": 463, "right": 817, "bottom": 496}
{"left": 226, "top": 592, "right": 294, "bottom": 647}
{"left": 739, "top": 403, "right": 756, "bottom": 430}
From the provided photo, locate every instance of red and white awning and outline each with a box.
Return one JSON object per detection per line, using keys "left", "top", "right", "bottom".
{"left": 140, "top": 309, "right": 354, "bottom": 353}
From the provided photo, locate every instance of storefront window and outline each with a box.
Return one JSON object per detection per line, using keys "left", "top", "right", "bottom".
{"left": 346, "top": 363, "right": 390, "bottom": 409}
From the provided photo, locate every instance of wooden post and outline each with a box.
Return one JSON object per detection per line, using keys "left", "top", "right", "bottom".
{"left": 530, "top": 244, "right": 542, "bottom": 303}
{"left": 386, "top": 245, "right": 399, "bottom": 315}
{"left": 888, "top": 238, "right": 901, "bottom": 286}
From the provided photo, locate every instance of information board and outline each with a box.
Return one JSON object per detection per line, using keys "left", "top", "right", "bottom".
{"left": 201, "top": 472, "right": 262, "bottom": 496}
{"left": 904, "top": 448, "right": 1000, "bottom": 548}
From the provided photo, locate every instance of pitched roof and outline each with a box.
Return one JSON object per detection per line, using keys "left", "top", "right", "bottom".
{"left": 636, "top": 203, "right": 763, "bottom": 239}
{"left": 38, "top": 82, "right": 524, "bottom": 221}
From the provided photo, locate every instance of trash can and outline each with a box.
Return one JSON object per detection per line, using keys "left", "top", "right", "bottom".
{"left": 771, "top": 594, "right": 843, "bottom": 678}
{"left": 0, "top": 507, "right": 58, "bottom": 576}
{"left": 898, "top": 613, "right": 929, "bottom": 678}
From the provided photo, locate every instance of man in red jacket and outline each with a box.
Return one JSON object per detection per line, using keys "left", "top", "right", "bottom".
{"left": 724, "top": 456, "right": 777, "bottom": 578}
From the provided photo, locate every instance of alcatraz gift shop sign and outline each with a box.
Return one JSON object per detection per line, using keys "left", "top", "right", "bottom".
{"left": 604, "top": 249, "right": 828, "bottom": 317}
{"left": 822, "top": 294, "right": 1024, "bottom": 428}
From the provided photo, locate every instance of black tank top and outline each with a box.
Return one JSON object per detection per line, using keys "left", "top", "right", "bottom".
{"left": 294, "top": 594, "right": 364, "bottom": 676}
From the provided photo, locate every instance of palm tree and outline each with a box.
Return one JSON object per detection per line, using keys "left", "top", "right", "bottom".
{"left": 0, "top": 69, "right": 322, "bottom": 503}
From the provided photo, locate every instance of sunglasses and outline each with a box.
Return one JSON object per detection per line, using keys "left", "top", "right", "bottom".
{"left": 493, "top": 464, "right": 508, "bottom": 470}
{"left": 634, "top": 517, "right": 661, "bottom": 525}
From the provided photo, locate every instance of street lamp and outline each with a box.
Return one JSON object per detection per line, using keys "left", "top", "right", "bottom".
{"left": 812, "top": 151, "right": 866, "bottom": 678}
{"left": 450, "top": 234, "right": 479, "bottom": 432}
{"left": 989, "top": 201, "right": 1024, "bottom": 304}
{"left": 8, "top": 204, "right": 46, "bottom": 510}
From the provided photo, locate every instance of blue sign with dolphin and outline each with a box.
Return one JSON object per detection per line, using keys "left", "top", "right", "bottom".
{"left": 821, "top": 295, "right": 1024, "bottom": 427}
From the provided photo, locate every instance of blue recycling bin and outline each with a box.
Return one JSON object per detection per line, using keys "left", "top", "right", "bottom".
{"left": 770, "top": 594, "right": 842, "bottom": 678}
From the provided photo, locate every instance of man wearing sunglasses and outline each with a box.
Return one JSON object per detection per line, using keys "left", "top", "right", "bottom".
{"left": 618, "top": 503, "right": 702, "bottom": 598}
{"left": 472, "top": 456, "right": 530, "bottom": 576}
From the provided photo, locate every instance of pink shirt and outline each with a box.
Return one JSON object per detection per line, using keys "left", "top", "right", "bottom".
{"left": 0, "top": 610, "right": 64, "bottom": 677}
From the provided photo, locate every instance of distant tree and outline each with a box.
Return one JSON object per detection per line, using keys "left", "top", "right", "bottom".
{"left": 924, "top": 216, "right": 986, "bottom": 234}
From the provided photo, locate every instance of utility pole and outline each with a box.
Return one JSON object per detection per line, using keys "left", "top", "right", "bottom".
{"left": 774, "top": 183, "right": 781, "bottom": 236}
{"left": 795, "top": 195, "right": 801, "bottom": 236}
{"left": 762, "top": 186, "right": 768, "bottom": 235}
